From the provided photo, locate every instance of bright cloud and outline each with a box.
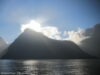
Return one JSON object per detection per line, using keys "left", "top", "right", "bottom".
{"left": 21, "top": 20, "right": 42, "bottom": 32}
{"left": 21, "top": 20, "right": 88, "bottom": 44}
{"left": 64, "top": 28, "right": 89, "bottom": 44}
{"left": 42, "top": 26, "right": 62, "bottom": 40}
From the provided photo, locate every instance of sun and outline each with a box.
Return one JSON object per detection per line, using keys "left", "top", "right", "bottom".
{"left": 20, "top": 20, "right": 82, "bottom": 44}
{"left": 21, "top": 20, "right": 42, "bottom": 32}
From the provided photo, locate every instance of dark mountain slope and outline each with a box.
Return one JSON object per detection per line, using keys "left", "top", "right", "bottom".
{"left": 0, "top": 37, "right": 8, "bottom": 57}
{"left": 2, "top": 29, "right": 94, "bottom": 59}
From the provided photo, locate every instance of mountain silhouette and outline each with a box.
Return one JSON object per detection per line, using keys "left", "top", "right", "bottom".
{"left": 80, "top": 24, "right": 100, "bottom": 58}
{"left": 0, "top": 37, "right": 8, "bottom": 57}
{"left": 2, "top": 29, "right": 95, "bottom": 59}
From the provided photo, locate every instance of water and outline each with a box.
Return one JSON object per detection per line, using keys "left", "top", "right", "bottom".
{"left": 0, "top": 59, "right": 99, "bottom": 75}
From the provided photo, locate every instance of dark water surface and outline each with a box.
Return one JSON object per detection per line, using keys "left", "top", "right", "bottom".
{"left": 0, "top": 59, "right": 99, "bottom": 75}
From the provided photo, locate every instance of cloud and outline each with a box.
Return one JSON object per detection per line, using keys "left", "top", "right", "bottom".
{"left": 64, "top": 28, "right": 89, "bottom": 44}
{"left": 21, "top": 20, "right": 87, "bottom": 44}
{"left": 42, "top": 26, "right": 62, "bottom": 40}
{"left": 41, "top": 26, "right": 89, "bottom": 44}
{"left": 21, "top": 20, "right": 63, "bottom": 40}
{"left": 80, "top": 24, "right": 100, "bottom": 57}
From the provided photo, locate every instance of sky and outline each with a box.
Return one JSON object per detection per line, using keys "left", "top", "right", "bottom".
{"left": 0, "top": 0, "right": 99, "bottom": 43}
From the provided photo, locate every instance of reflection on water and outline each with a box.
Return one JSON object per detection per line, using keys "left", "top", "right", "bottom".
{"left": 0, "top": 59, "right": 99, "bottom": 75}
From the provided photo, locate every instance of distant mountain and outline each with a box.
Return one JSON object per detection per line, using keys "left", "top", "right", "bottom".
{"left": 80, "top": 24, "right": 100, "bottom": 58}
{"left": 2, "top": 29, "right": 95, "bottom": 59}
{"left": 0, "top": 37, "right": 8, "bottom": 57}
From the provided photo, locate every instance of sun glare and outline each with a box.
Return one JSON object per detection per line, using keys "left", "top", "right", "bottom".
{"left": 21, "top": 20, "right": 83, "bottom": 44}
{"left": 21, "top": 20, "right": 42, "bottom": 32}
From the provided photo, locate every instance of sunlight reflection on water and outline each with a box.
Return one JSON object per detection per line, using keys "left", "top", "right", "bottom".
{"left": 0, "top": 59, "right": 99, "bottom": 75}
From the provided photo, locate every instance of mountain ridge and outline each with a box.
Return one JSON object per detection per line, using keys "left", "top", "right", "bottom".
{"left": 2, "top": 29, "right": 95, "bottom": 59}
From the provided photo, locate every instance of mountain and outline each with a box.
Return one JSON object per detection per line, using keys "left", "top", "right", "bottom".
{"left": 80, "top": 24, "right": 100, "bottom": 58}
{"left": 0, "top": 37, "right": 8, "bottom": 57}
{"left": 2, "top": 29, "right": 95, "bottom": 59}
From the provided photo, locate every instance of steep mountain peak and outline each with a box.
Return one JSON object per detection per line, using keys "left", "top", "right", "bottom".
{"left": 22, "top": 28, "right": 45, "bottom": 38}
{"left": 24, "top": 28, "right": 36, "bottom": 33}
{"left": 1, "top": 29, "right": 95, "bottom": 59}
